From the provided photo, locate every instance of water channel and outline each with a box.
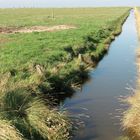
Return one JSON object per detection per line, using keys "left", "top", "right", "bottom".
{"left": 63, "top": 10, "right": 139, "bottom": 140}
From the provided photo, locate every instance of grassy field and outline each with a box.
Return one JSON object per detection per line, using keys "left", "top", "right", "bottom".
{"left": 0, "top": 8, "right": 130, "bottom": 27}
{"left": 0, "top": 8, "right": 130, "bottom": 88}
{"left": 0, "top": 8, "right": 130, "bottom": 139}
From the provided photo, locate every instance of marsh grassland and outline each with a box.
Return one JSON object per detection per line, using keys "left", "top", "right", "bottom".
{"left": 0, "top": 8, "right": 130, "bottom": 140}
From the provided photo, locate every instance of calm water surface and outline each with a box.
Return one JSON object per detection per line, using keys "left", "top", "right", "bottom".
{"left": 63, "top": 11, "right": 139, "bottom": 140}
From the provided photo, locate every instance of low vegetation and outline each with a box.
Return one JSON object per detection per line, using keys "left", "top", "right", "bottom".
{"left": 0, "top": 8, "right": 130, "bottom": 139}
{"left": 122, "top": 7, "right": 140, "bottom": 140}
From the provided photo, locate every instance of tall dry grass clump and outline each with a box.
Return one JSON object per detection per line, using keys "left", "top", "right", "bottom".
{"left": 0, "top": 120, "right": 23, "bottom": 140}
{"left": 0, "top": 77, "right": 72, "bottom": 140}
{"left": 122, "top": 7, "right": 140, "bottom": 140}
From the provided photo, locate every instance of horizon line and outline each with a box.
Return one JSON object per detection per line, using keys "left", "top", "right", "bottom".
{"left": 0, "top": 5, "right": 136, "bottom": 9}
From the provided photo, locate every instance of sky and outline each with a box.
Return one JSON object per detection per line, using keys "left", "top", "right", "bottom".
{"left": 0, "top": 0, "right": 140, "bottom": 8}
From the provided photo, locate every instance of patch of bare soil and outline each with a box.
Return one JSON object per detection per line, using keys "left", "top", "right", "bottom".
{"left": 0, "top": 25, "right": 76, "bottom": 34}
{"left": 0, "top": 27, "right": 14, "bottom": 34}
{"left": 0, "top": 38, "right": 9, "bottom": 43}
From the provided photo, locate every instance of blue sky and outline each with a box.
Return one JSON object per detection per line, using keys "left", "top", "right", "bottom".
{"left": 0, "top": 0, "right": 140, "bottom": 8}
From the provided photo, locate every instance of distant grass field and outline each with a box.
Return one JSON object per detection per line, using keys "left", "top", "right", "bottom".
{"left": 0, "top": 8, "right": 130, "bottom": 140}
{"left": 0, "top": 8, "right": 129, "bottom": 27}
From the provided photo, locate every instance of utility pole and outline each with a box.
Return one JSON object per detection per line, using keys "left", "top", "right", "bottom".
{"left": 52, "top": 8, "right": 54, "bottom": 19}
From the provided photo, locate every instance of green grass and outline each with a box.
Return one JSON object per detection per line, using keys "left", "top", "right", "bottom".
{"left": 0, "top": 8, "right": 130, "bottom": 27}
{"left": 0, "top": 8, "right": 130, "bottom": 86}
{"left": 0, "top": 8, "right": 130, "bottom": 139}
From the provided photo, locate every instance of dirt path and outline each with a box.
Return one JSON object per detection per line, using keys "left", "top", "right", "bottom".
{"left": 0, "top": 25, "right": 76, "bottom": 34}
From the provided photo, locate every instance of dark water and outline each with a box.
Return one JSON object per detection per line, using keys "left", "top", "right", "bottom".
{"left": 63, "top": 11, "right": 139, "bottom": 140}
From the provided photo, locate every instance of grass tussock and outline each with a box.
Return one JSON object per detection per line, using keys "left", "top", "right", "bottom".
{"left": 0, "top": 120, "right": 23, "bottom": 140}
{"left": 122, "top": 52, "right": 140, "bottom": 139}
{"left": 0, "top": 88, "right": 72, "bottom": 140}
{"left": 122, "top": 8, "right": 140, "bottom": 140}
